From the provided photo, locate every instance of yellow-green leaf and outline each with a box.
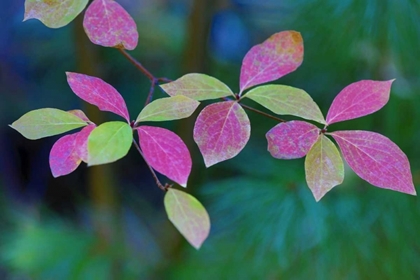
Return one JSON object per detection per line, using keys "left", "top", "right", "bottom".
{"left": 243, "top": 85, "right": 326, "bottom": 124}
{"left": 88, "top": 121, "right": 132, "bottom": 166}
{"left": 164, "top": 189, "right": 210, "bottom": 249}
{"left": 136, "top": 96, "right": 200, "bottom": 123}
{"left": 305, "top": 135, "right": 344, "bottom": 201}
{"left": 160, "top": 73, "right": 234, "bottom": 101}
{"left": 24, "top": 0, "right": 89, "bottom": 28}
{"left": 10, "top": 108, "right": 87, "bottom": 140}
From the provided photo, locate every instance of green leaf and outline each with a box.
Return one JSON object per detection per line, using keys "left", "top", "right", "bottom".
{"left": 23, "top": 0, "right": 89, "bottom": 28}
{"left": 10, "top": 108, "right": 87, "bottom": 140}
{"left": 164, "top": 189, "right": 211, "bottom": 249}
{"left": 160, "top": 73, "right": 235, "bottom": 101}
{"left": 305, "top": 135, "right": 344, "bottom": 201}
{"left": 87, "top": 121, "right": 132, "bottom": 166}
{"left": 136, "top": 96, "right": 200, "bottom": 123}
{"left": 243, "top": 85, "right": 326, "bottom": 124}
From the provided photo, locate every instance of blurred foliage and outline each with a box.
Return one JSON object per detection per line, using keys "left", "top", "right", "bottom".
{"left": 1, "top": 0, "right": 420, "bottom": 279}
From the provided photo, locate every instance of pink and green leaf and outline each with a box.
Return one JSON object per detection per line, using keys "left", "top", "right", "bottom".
{"left": 160, "top": 73, "right": 235, "bottom": 101}
{"left": 194, "top": 101, "right": 250, "bottom": 167}
{"left": 68, "top": 109, "right": 91, "bottom": 123}
{"left": 10, "top": 108, "right": 87, "bottom": 140}
{"left": 83, "top": 0, "right": 138, "bottom": 50}
{"left": 326, "top": 80, "right": 394, "bottom": 125}
{"left": 164, "top": 188, "right": 210, "bottom": 249}
{"left": 66, "top": 72, "right": 130, "bottom": 122}
{"left": 136, "top": 96, "right": 200, "bottom": 123}
{"left": 88, "top": 121, "right": 132, "bottom": 166}
{"left": 49, "top": 133, "right": 81, "bottom": 177}
{"left": 243, "top": 85, "right": 325, "bottom": 124}
{"left": 305, "top": 134, "right": 344, "bottom": 201}
{"left": 239, "top": 31, "right": 304, "bottom": 94}
{"left": 75, "top": 124, "right": 96, "bottom": 163}
{"left": 23, "top": 0, "right": 89, "bottom": 28}
{"left": 137, "top": 126, "right": 191, "bottom": 187}
{"left": 266, "top": 121, "right": 320, "bottom": 159}
{"left": 330, "top": 130, "right": 416, "bottom": 195}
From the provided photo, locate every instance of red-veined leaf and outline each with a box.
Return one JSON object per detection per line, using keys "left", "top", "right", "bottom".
{"left": 326, "top": 80, "right": 394, "bottom": 125}
{"left": 136, "top": 96, "right": 199, "bottom": 123}
{"left": 83, "top": 0, "right": 138, "bottom": 50}
{"left": 164, "top": 188, "right": 210, "bottom": 249}
{"left": 330, "top": 130, "right": 416, "bottom": 195}
{"left": 193, "top": 101, "right": 250, "bottom": 167}
{"left": 137, "top": 126, "right": 191, "bottom": 187}
{"left": 24, "top": 0, "right": 89, "bottom": 28}
{"left": 160, "top": 73, "right": 235, "bottom": 101}
{"left": 66, "top": 72, "right": 130, "bottom": 122}
{"left": 239, "top": 31, "right": 304, "bottom": 94}
{"left": 75, "top": 124, "right": 96, "bottom": 163}
{"left": 305, "top": 134, "right": 344, "bottom": 201}
{"left": 49, "top": 133, "right": 81, "bottom": 177}
{"left": 266, "top": 121, "right": 320, "bottom": 159}
{"left": 243, "top": 85, "right": 325, "bottom": 124}
{"left": 88, "top": 121, "right": 132, "bottom": 166}
{"left": 10, "top": 108, "right": 87, "bottom": 140}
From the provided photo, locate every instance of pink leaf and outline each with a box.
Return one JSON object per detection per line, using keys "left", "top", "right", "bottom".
{"left": 266, "top": 121, "right": 320, "bottom": 159}
{"left": 83, "top": 0, "right": 138, "bottom": 50}
{"left": 49, "top": 133, "right": 81, "bottom": 177}
{"left": 66, "top": 72, "right": 130, "bottom": 122}
{"left": 137, "top": 126, "right": 192, "bottom": 187}
{"left": 193, "top": 101, "right": 250, "bottom": 167}
{"left": 239, "top": 31, "right": 303, "bottom": 94}
{"left": 330, "top": 130, "right": 416, "bottom": 195}
{"left": 75, "top": 124, "right": 96, "bottom": 163}
{"left": 326, "top": 80, "right": 394, "bottom": 125}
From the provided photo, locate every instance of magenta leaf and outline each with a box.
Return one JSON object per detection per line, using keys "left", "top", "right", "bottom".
{"left": 83, "top": 0, "right": 138, "bottom": 50}
{"left": 164, "top": 189, "right": 210, "bottom": 249}
{"left": 75, "top": 124, "right": 96, "bottom": 163}
{"left": 326, "top": 80, "right": 394, "bottom": 125}
{"left": 239, "top": 31, "right": 304, "bottom": 94}
{"left": 305, "top": 135, "right": 344, "bottom": 201}
{"left": 66, "top": 72, "right": 130, "bottom": 122}
{"left": 266, "top": 121, "right": 320, "bottom": 159}
{"left": 137, "top": 126, "right": 192, "bottom": 187}
{"left": 330, "top": 130, "right": 416, "bottom": 195}
{"left": 193, "top": 101, "right": 251, "bottom": 167}
{"left": 49, "top": 132, "right": 81, "bottom": 177}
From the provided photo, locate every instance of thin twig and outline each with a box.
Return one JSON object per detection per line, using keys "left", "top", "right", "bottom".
{"left": 118, "top": 49, "right": 154, "bottom": 81}
{"left": 132, "top": 139, "right": 168, "bottom": 192}
{"left": 145, "top": 79, "right": 156, "bottom": 106}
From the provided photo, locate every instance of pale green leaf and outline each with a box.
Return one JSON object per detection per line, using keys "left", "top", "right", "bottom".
{"left": 23, "top": 0, "right": 89, "bottom": 28}
{"left": 160, "top": 73, "right": 235, "bottom": 101}
{"left": 136, "top": 96, "right": 200, "bottom": 123}
{"left": 87, "top": 121, "right": 132, "bottom": 166}
{"left": 243, "top": 84, "right": 326, "bottom": 124}
{"left": 10, "top": 108, "right": 87, "bottom": 140}
{"left": 305, "top": 135, "right": 344, "bottom": 201}
{"left": 164, "top": 189, "right": 210, "bottom": 249}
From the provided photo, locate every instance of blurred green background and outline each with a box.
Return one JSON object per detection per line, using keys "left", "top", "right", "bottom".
{"left": 1, "top": 0, "right": 420, "bottom": 279}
